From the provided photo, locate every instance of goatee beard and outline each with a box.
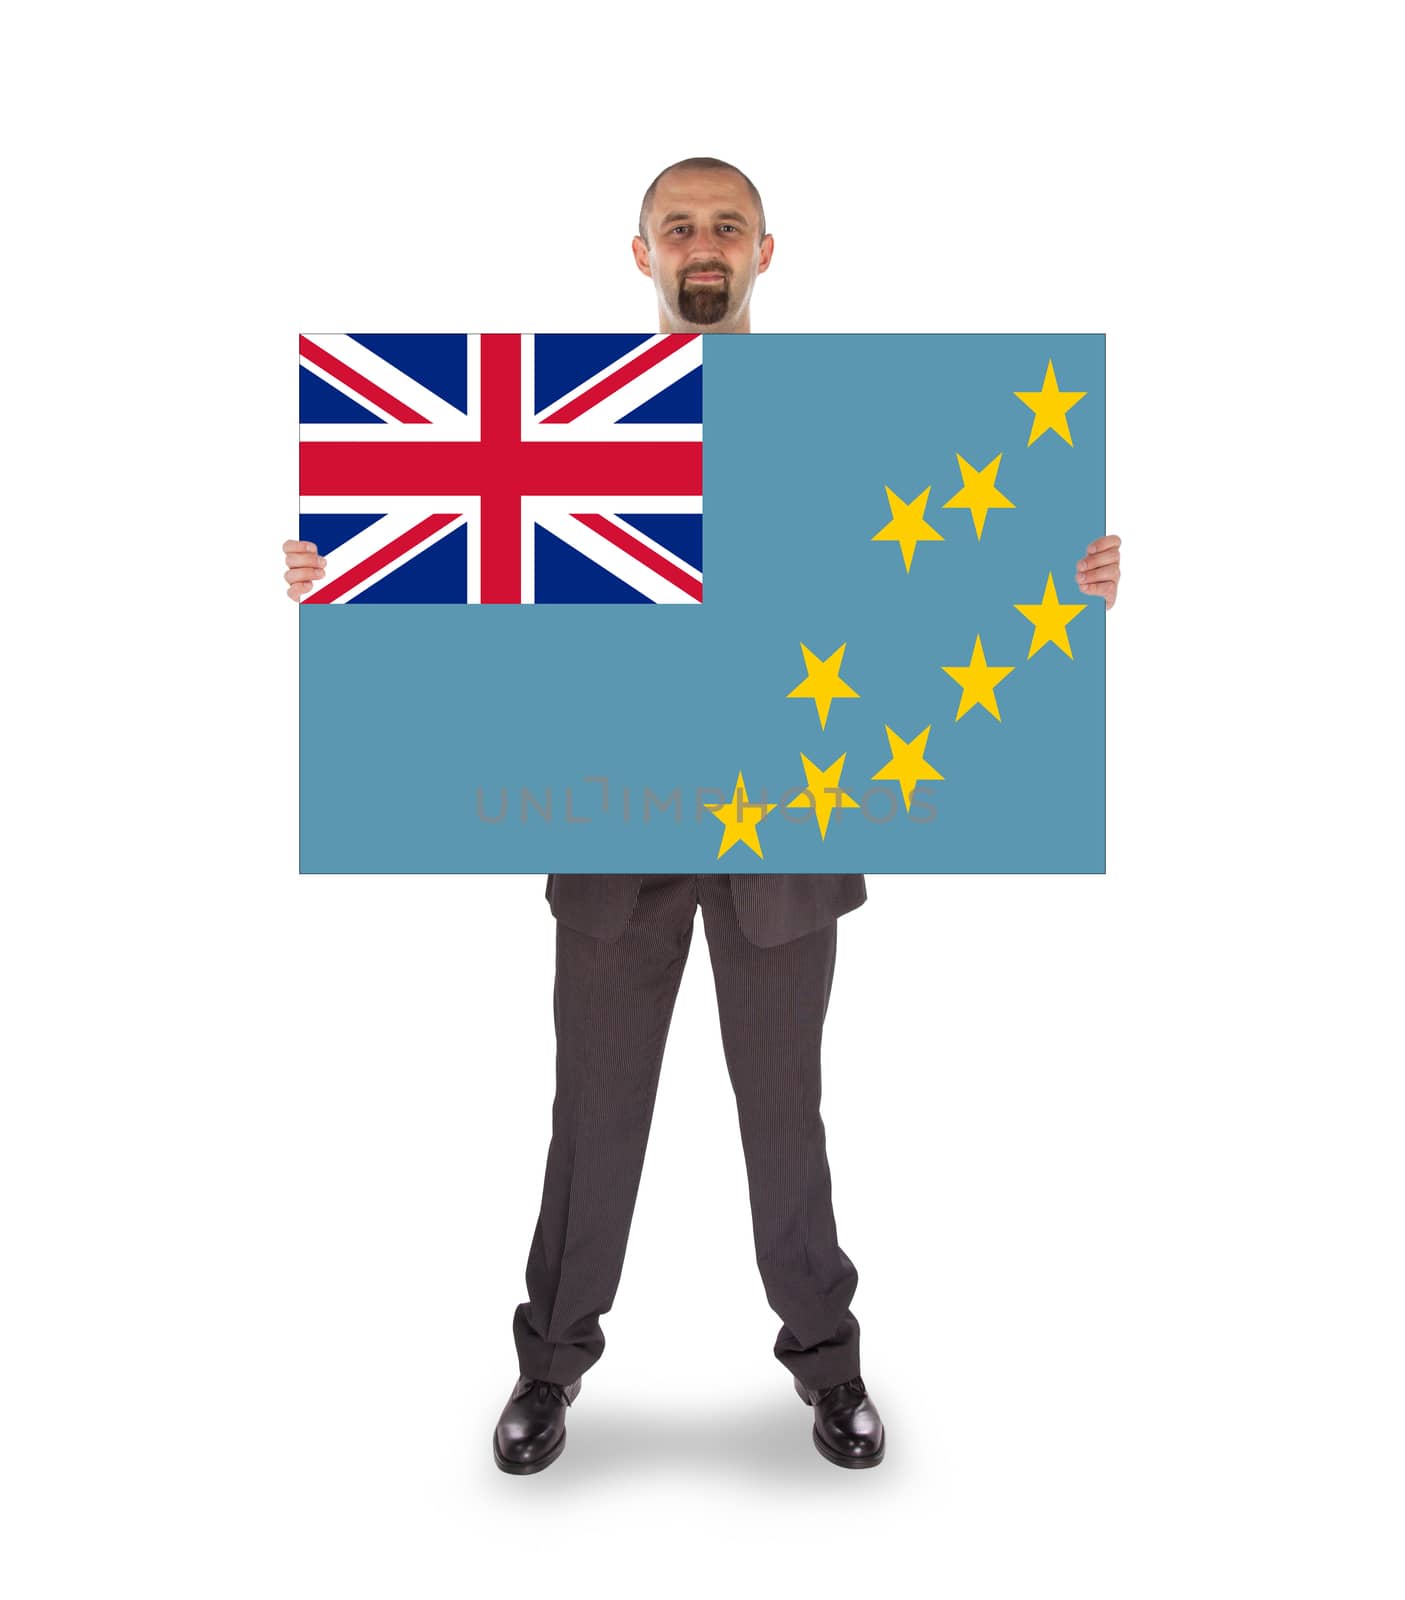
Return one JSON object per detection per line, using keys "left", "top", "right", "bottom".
{"left": 677, "top": 277, "right": 731, "bottom": 326}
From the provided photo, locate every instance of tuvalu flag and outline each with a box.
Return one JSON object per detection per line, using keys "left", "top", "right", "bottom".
{"left": 298, "top": 332, "right": 1104, "bottom": 874}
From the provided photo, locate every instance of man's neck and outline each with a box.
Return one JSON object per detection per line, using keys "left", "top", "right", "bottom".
{"left": 658, "top": 308, "right": 752, "bottom": 335}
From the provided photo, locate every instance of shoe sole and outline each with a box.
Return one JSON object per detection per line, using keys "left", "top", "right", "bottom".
{"left": 811, "top": 1423, "right": 885, "bottom": 1467}
{"left": 796, "top": 1387, "right": 885, "bottom": 1468}
{"left": 493, "top": 1427, "right": 567, "bottom": 1475}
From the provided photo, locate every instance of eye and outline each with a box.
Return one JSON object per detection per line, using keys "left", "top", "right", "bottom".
{"left": 671, "top": 225, "right": 690, "bottom": 234}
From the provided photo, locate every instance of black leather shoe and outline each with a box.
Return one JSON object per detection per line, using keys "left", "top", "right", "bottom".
{"left": 493, "top": 1374, "right": 582, "bottom": 1474}
{"left": 794, "top": 1374, "right": 885, "bottom": 1467}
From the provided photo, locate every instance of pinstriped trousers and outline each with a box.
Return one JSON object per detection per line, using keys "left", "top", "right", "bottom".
{"left": 513, "top": 874, "right": 863, "bottom": 1390}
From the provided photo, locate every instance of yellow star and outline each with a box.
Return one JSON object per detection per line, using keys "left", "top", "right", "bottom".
{"left": 942, "top": 454, "right": 1015, "bottom": 541}
{"left": 1014, "top": 360, "right": 1086, "bottom": 447}
{"left": 870, "top": 484, "right": 944, "bottom": 572}
{"left": 869, "top": 724, "right": 944, "bottom": 811}
{"left": 786, "top": 642, "right": 860, "bottom": 729}
{"left": 787, "top": 752, "right": 862, "bottom": 839}
{"left": 1013, "top": 572, "right": 1086, "bottom": 659}
{"left": 941, "top": 635, "right": 1015, "bottom": 722}
{"left": 705, "top": 771, "right": 777, "bottom": 859}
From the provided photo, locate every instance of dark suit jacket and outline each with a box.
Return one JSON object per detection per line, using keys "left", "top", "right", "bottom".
{"left": 544, "top": 874, "right": 867, "bottom": 948}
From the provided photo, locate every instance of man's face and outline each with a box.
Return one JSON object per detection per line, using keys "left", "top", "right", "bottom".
{"left": 633, "top": 171, "right": 772, "bottom": 330}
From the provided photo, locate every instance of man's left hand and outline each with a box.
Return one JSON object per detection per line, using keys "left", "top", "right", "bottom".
{"left": 1076, "top": 535, "right": 1121, "bottom": 609}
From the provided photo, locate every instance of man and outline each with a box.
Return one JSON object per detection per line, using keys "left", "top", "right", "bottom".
{"left": 283, "top": 157, "right": 1123, "bottom": 1476}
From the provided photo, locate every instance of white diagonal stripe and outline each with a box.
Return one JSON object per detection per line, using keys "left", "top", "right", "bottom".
{"left": 299, "top": 333, "right": 479, "bottom": 435}
{"left": 528, "top": 504, "right": 701, "bottom": 604}
{"left": 298, "top": 509, "right": 469, "bottom": 604}
{"left": 520, "top": 334, "right": 703, "bottom": 442}
{"left": 524, "top": 498, "right": 703, "bottom": 583}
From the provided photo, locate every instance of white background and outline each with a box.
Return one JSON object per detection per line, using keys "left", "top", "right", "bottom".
{"left": 4, "top": 2, "right": 1400, "bottom": 1595}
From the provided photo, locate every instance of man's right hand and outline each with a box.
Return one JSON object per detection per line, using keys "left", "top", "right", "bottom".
{"left": 283, "top": 540, "right": 325, "bottom": 600}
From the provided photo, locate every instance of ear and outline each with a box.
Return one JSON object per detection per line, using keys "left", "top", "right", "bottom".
{"left": 631, "top": 236, "right": 653, "bottom": 278}
{"left": 756, "top": 233, "right": 775, "bottom": 275}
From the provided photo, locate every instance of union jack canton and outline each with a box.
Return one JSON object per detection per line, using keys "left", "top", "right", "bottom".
{"left": 297, "top": 333, "right": 704, "bottom": 603}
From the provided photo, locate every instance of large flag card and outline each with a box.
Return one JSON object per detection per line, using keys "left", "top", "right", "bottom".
{"left": 298, "top": 332, "right": 1104, "bottom": 874}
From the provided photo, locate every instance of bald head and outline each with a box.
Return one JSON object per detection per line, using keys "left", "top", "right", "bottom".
{"left": 638, "top": 157, "right": 766, "bottom": 247}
